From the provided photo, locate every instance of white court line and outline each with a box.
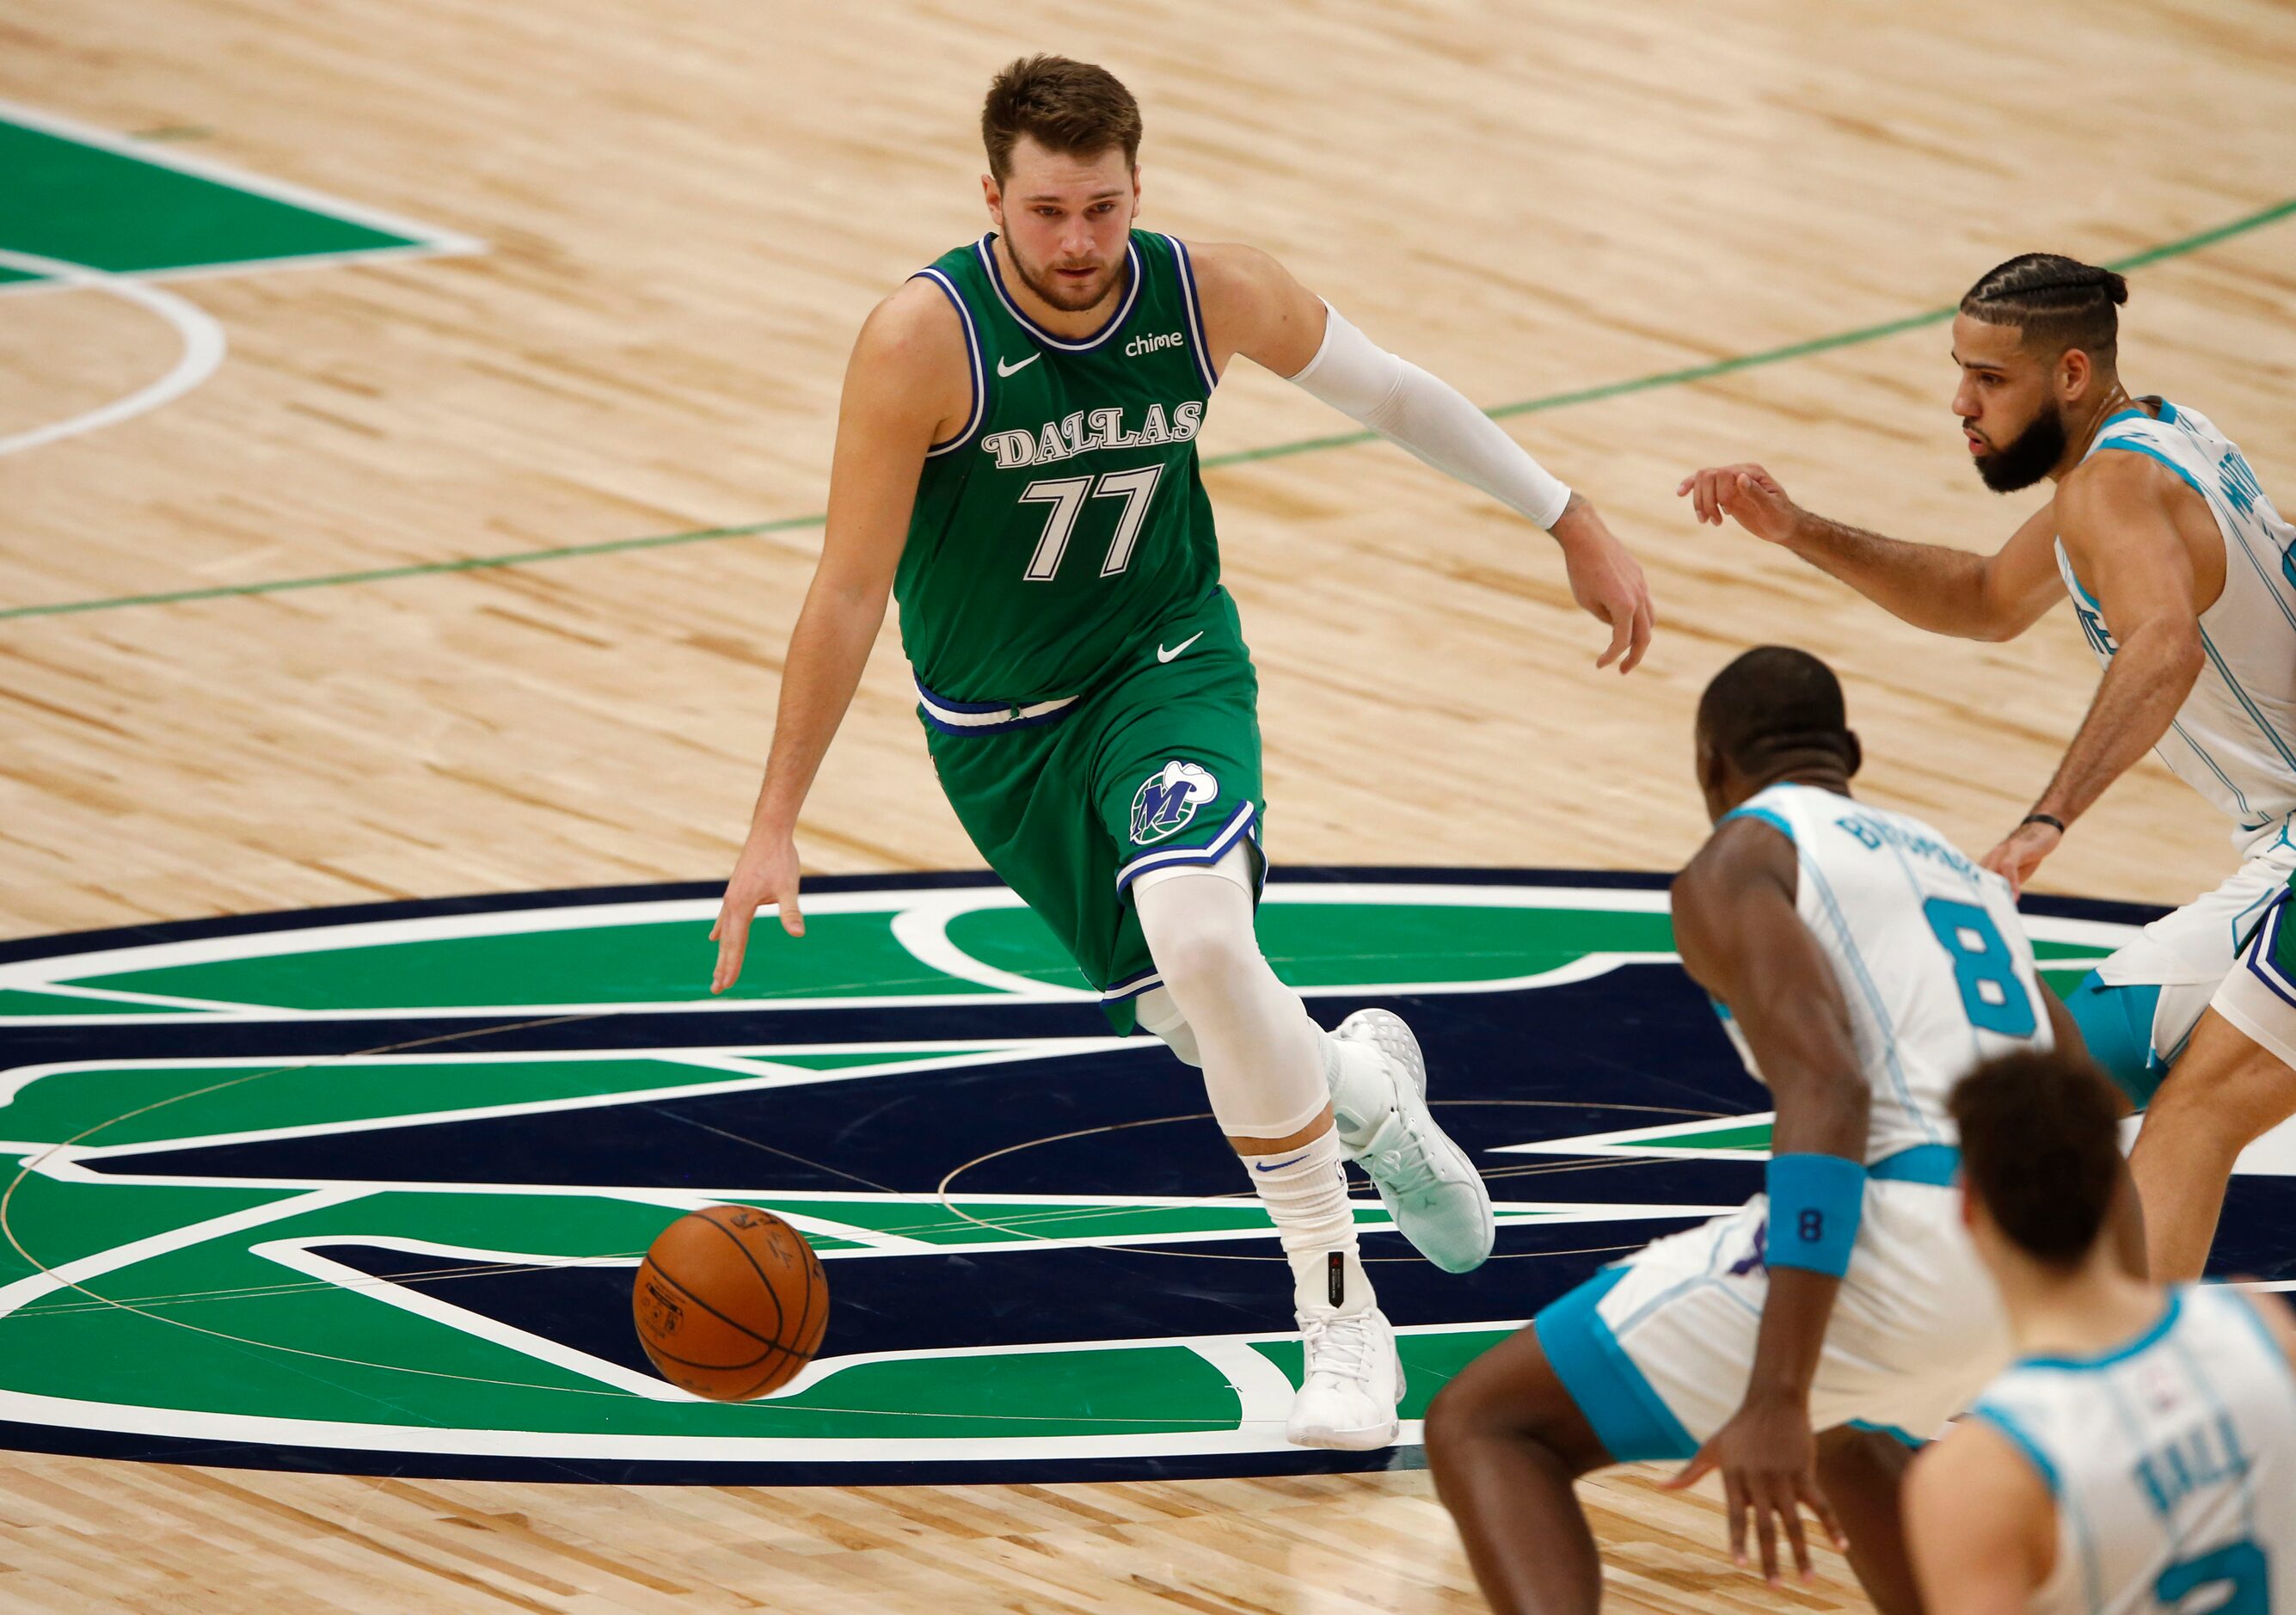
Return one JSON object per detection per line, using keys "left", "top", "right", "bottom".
{"left": 0, "top": 248, "right": 226, "bottom": 457}
{"left": 250, "top": 1238, "right": 690, "bottom": 1401}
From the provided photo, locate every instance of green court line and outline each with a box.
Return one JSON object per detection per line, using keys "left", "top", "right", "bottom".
{"left": 7, "top": 194, "right": 2293, "bottom": 624}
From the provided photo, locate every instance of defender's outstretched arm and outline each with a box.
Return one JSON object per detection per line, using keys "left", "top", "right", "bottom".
{"left": 1191, "top": 243, "right": 1655, "bottom": 672}
{"left": 1981, "top": 453, "right": 2206, "bottom": 889}
{"left": 1679, "top": 463, "right": 2065, "bottom": 642}
{"left": 711, "top": 284, "right": 965, "bottom": 991}
{"left": 1663, "top": 816, "right": 1869, "bottom": 1587}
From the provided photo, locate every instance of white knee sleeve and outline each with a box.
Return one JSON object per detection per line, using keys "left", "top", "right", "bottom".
{"left": 1133, "top": 986, "right": 1202, "bottom": 1067}
{"left": 1132, "top": 854, "right": 1329, "bottom": 1141}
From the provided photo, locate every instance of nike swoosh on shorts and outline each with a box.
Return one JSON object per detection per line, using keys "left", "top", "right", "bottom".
{"left": 1157, "top": 631, "right": 1206, "bottom": 663}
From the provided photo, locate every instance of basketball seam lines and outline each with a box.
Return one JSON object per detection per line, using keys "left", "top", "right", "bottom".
{"left": 639, "top": 1263, "right": 786, "bottom": 1371}
{"left": 703, "top": 1212, "right": 790, "bottom": 1345}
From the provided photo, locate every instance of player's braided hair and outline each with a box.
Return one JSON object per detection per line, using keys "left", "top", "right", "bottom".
{"left": 1961, "top": 253, "right": 2129, "bottom": 361}
{"left": 981, "top": 56, "right": 1143, "bottom": 185}
{"left": 1950, "top": 1047, "right": 2123, "bottom": 1269}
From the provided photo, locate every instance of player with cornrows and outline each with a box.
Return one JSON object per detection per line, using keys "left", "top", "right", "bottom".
{"left": 1683, "top": 255, "right": 2296, "bottom": 1281}
{"left": 709, "top": 54, "right": 1654, "bottom": 1448}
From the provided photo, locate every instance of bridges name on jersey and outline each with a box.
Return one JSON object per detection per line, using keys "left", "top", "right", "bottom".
{"left": 982, "top": 401, "right": 1205, "bottom": 470}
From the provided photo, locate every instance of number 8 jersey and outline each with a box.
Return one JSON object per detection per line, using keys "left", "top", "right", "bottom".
{"left": 1717, "top": 783, "right": 2056, "bottom": 1163}
{"left": 900, "top": 230, "right": 1222, "bottom": 708}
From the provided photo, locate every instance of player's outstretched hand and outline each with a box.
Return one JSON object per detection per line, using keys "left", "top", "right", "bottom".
{"left": 709, "top": 832, "right": 805, "bottom": 993}
{"left": 1550, "top": 497, "right": 1655, "bottom": 673}
{"left": 1981, "top": 817, "right": 2062, "bottom": 898}
{"left": 1677, "top": 464, "right": 1802, "bottom": 546}
{"left": 1662, "top": 1395, "right": 1845, "bottom": 1587}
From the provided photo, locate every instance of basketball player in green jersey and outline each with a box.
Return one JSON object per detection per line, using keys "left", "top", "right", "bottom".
{"left": 709, "top": 55, "right": 1655, "bottom": 1450}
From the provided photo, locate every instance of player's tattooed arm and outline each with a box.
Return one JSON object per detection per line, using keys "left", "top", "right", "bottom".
{"left": 1983, "top": 454, "right": 2207, "bottom": 892}
{"left": 1662, "top": 817, "right": 1863, "bottom": 1585}
{"left": 711, "top": 283, "right": 963, "bottom": 992}
{"left": 1678, "top": 464, "right": 2065, "bottom": 642}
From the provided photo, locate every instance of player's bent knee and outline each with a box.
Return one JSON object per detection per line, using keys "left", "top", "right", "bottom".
{"left": 1132, "top": 986, "right": 1203, "bottom": 1067}
{"left": 1134, "top": 887, "right": 1262, "bottom": 1003}
{"left": 1426, "top": 1326, "right": 1612, "bottom": 1479}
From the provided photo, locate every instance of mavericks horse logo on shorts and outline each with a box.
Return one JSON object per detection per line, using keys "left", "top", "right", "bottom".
{"left": 1130, "top": 760, "right": 1219, "bottom": 844}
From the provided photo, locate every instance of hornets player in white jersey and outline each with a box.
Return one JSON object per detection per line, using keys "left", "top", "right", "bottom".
{"left": 1429, "top": 648, "right": 2073, "bottom": 1613}
{"left": 1681, "top": 254, "right": 2296, "bottom": 1280}
{"left": 1909, "top": 1046, "right": 2296, "bottom": 1614}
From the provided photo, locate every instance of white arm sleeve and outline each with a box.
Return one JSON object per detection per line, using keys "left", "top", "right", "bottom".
{"left": 1285, "top": 302, "right": 1573, "bottom": 531}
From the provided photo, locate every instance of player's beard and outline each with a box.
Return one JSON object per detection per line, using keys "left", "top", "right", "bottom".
{"left": 1972, "top": 401, "right": 2070, "bottom": 493}
{"left": 1008, "top": 239, "right": 1126, "bottom": 315}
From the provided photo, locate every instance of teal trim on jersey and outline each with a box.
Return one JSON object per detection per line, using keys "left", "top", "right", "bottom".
{"left": 1969, "top": 1403, "right": 2063, "bottom": 1497}
{"left": 1848, "top": 1418, "right": 1929, "bottom": 1448}
{"left": 2021, "top": 1293, "right": 2182, "bottom": 1373}
{"left": 2061, "top": 549, "right": 2103, "bottom": 611}
{"left": 1868, "top": 1142, "right": 1961, "bottom": 1185}
{"left": 1765, "top": 1152, "right": 1865, "bottom": 1276}
{"left": 1535, "top": 1267, "right": 1699, "bottom": 1463}
{"left": 2069, "top": 969, "right": 2168, "bottom": 1108}
{"left": 1722, "top": 804, "right": 1795, "bottom": 842}
{"left": 2094, "top": 436, "right": 2209, "bottom": 502}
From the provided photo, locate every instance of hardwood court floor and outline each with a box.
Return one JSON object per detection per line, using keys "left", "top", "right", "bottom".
{"left": 3, "top": 0, "right": 2295, "bottom": 1607}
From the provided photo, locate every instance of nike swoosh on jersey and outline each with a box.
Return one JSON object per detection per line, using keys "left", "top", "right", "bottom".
{"left": 1157, "top": 631, "right": 1206, "bottom": 663}
{"left": 996, "top": 353, "right": 1041, "bottom": 377}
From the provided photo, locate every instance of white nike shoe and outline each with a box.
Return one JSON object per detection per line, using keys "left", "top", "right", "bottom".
{"left": 1286, "top": 1304, "right": 1403, "bottom": 1451}
{"left": 1331, "top": 1009, "right": 1495, "bottom": 1274}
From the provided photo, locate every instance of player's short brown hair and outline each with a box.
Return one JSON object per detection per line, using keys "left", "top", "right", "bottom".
{"left": 981, "top": 55, "right": 1142, "bottom": 185}
{"left": 1950, "top": 1047, "right": 2124, "bottom": 1269}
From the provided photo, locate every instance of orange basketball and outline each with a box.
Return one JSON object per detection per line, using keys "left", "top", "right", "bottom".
{"left": 631, "top": 1205, "right": 829, "bottom": 1400}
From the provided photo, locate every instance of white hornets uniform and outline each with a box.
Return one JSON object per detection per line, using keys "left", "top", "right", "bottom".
{"left": 1971, "top": 1285, "right": 2296, "bottom": 1615}
{"left": 1532, "top": 783, "right": 2052, "bottom": 1458}
{"left": 2058, "top": 401, "right": 2296, "bottom": 1084}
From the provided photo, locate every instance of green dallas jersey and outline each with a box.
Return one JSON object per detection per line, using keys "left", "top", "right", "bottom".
{"left": 899, "top": 230, "right": 1223, "bottom": 707}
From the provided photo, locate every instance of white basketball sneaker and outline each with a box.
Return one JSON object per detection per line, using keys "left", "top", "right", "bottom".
{"left": 1329, "top": 1009, "right": 1495, "bottom": 1274}
{"left": 1285, "top": 1254, "right": 1403, "bottom": 1451}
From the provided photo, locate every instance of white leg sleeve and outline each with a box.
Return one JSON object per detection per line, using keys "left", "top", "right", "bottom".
{"left": 1132, "top": 986, "right": 1201, "bottom": 1068}
{"left": 1131, "top": 849, "right": 1329, "bottom": 1142}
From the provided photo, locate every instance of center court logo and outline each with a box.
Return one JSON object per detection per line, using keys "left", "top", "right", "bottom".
{"left": 0, "top": 872, "right": 2219, "bottom": 1483}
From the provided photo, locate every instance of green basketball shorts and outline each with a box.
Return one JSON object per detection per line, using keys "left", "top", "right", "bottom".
{"left": 918, "top": 586, "right": 1266, "bottom": 1033}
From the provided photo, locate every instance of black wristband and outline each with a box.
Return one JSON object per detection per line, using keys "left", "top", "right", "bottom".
{"left": 2021, "top": 813, "right": 2066, "bottom": 834}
